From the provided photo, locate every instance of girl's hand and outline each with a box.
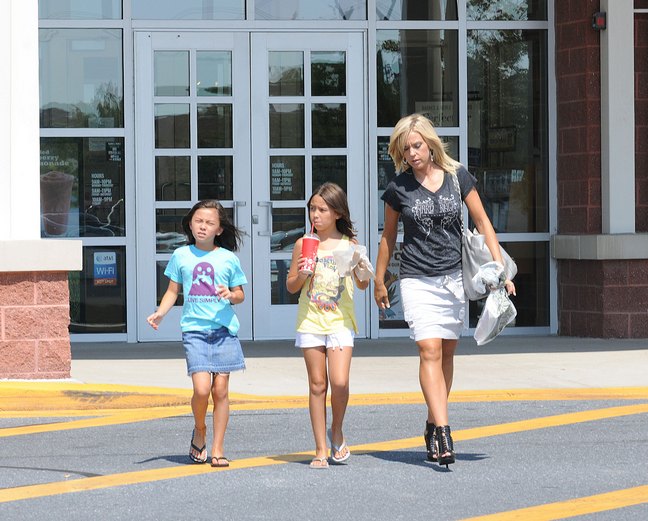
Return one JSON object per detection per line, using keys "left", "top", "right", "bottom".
{"left": 504, "top": 279, "right": 516, "bottom": 296}
{"left": 374, "top": 281, "right": 390, "bottom": 309}
{"left": 147, "top": 311, "right": 163, "bottom": 330}
{"left": 216, "top": 284, "right": 232, "bottom": 300}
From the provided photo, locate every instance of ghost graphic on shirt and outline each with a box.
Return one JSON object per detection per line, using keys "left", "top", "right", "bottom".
{"left": 189, "top": 262, "right": 216, "bottom": 296}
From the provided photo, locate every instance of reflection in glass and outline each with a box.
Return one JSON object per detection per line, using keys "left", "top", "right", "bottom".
{"left": 40, "top": 137, "right": 125, "bottom": 238}
{"left": 39, "top": 0, "right": 122, "bottom": 19}
{"left": 270, "top": 104, "right": 305, "bottom": 148}
{"left": 377, "top": 30, "right": 458, "bottom": 127}
{"left": 39, "top": 29, "right": 123, "bottom": 128}
{"left": 271, "top": 208, "right": 305, "bottom": 252}
{"left": 69, "top": 246, "right": 127, "bottom": 333}
{"left": 469, "top": 242, "right": 549, "bottom": 327}
{"left": 467, "top": 0, "right": 547, "bottom": 21}
{"left": 270, "top": 156, "right": 305, "bottom": 200}
{"left": 198, "top": 156, "right": 234, "bottom": 200}
{"left": 311, "top": 52, "right": 346, "bottom": 96}
{"left": 313, "top": 156, "right": 347, "bottom": 193}
{"left": 271, "top": 260, "right": 299, "bottom": 305}
{"left": 312, "top": 104, "right": 347, "bottom": 148}
{"left": 133, "top": 0, "right": 244, "bottom": 20}
{"left": 256, "top": 0, "right": 365, "bottom": 20}
{"left": 156, "top": 209, "right": 187, "bottom": 253}
{"left": 155, "top": 156, "right": 190, "bottom": 201}
{"left": 269, "top": 52, "right": 304, "bottom": 96}
{"left": 377, "top": 137, "right": 400, "bottom": 233}
{"left": 197, "top": 51, "right": 232, "bottom": 96}
{"left": 155, "top": 104, "right": 190, "bottom": 148}
{"left": 157, "top": 261, "right": 184, "bottom": 306}
{"left": 377, "top": 0, "right": 458, "bottom": 21}
{"left": 467, "top": 30, "right": 548, "bottom": 233}
{"left": 197, "top": 104, "right": 233, "bottom": 148}
{"left": 154, "top": 51, "right": 189, "bottom": 96}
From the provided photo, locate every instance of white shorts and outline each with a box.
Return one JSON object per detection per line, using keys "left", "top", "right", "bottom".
{"left": 400, "top": 271, "right": 465, "bottom": 341}
{"left": 295, "top": 328, "right": 355, "bottom": 350}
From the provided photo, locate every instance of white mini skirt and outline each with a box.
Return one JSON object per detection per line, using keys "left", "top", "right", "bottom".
{"left": 399, "top": 271, "right": 466, "bottom": 341}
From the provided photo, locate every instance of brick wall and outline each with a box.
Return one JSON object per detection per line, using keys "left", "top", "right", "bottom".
{"left": 636, "top": 10, "right": 648, "bottom": 230}
{"left": 559, "top": 259, "right": 648, "bottom": 337}
{"left": 555, "top": 1, "right": 648, "bottom": 337}
{"left": 0, "top": 272, "right": 71, "bottom": 379}
{"left": 555, "top": 0, "right": 602, "bottom": 234}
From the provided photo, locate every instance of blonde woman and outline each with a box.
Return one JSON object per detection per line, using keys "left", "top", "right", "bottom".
{"left": 374, "top": 114, "right": 515, "bottom": 467}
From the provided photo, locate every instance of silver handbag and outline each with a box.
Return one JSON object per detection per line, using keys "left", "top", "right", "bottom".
{"left": 450, "top": 173, "right": 517, "bottom": 301}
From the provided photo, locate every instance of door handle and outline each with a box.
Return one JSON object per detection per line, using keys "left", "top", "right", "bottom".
{"left": 233, "top": 200, "right": 246, "bottom": 230}
{"left": 257, "top": 201, "right": 273, "bottom": 236}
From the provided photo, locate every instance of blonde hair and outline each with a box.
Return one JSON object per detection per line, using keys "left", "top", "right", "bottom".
{"left": 388, "top": 113, "right": 461, "bottom": 175}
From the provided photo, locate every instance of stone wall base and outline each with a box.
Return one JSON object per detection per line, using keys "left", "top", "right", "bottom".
{"left": 0, "top": 271, "right": 71, "bottom": 379}
{"left": 558, "top": 259, "right": 648, "bottom": 337}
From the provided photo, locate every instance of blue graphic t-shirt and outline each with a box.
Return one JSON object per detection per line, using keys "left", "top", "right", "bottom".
{"left": 164, "top": 245, "right": 247, "bottom": 334}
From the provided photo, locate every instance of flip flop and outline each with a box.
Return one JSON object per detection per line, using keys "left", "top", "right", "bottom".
{"left": 189, "top": 428, "right": 207, "bottom": 464}
{"left": 211, "top": 456, "right": 230, "bottom": 468}
{"left": 309, "top": 456, "right": 329, "bottom": 469}
{"left": 330, "top": 441, "right": 350, "bottom": 464}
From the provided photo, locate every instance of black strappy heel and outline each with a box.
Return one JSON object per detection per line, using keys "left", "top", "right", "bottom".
{"left": 424, "top": 421, "right": 438, "bottom": 462}
{"left": 436, "top": 425, "right": 455, "bottom": 468}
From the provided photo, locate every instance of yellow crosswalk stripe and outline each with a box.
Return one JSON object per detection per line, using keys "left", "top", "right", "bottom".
{"left": 0, "top": 402, "right": 646, "bottom": 505}
{"left": 459, "top": 484, "right": 648, "bottom": 520}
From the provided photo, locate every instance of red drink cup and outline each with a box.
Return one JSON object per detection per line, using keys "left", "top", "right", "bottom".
{"left": 299, "top": 233, "right": 320, "bottom": 274}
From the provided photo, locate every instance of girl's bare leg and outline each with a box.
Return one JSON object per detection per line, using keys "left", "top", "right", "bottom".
{"left": 210, "top": 373, "right": 230, "bottom": 458}
{"left": 190, "top": 372, "right": 212, "bottom": 460}
{"left": 302, "top": 347, "right": 329, "bottom": 460}
{"left": 327, "top": 346, "right": 353, "bottom": 459}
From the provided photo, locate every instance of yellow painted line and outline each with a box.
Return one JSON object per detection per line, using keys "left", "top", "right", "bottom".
{"left": 460, "top": 484, "right": 648, "bottom": 520}
{"left": 0, "top": 406, "right": 190, "bottom": 438}
{"left": 3, "top": 387, "right": 648, "bottom": 415}
{"left": 0, "top": 451, "right": 313, "bottom": 504}
{"left": 1, "top": 402, "right": 646, "bottom": 504}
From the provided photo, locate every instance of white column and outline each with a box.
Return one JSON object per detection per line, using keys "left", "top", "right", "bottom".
{"left": 0, "top": 0, "right": 81, "bottom": 272}
{"left": 600, "top": 0, "right": 635, "bottom": 233}
{"left": 0, "top": 0, "right": 41, "bottom": 239}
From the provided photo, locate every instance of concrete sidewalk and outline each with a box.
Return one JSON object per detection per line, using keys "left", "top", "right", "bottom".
{"left": 70, "top": 335, "right": 648, "bottom": 394}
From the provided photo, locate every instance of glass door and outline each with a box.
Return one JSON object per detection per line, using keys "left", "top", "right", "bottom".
{"left": 135, "top": 31, "right": 367, "bottom": 341}
{"left": 135, "top": 32, "right": 252, "bottom": 341}
{"left": 250, "top": 33, "right": 367, "bottom": 339}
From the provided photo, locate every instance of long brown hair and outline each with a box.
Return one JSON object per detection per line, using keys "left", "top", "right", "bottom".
{"left": 308, "top": 182, "right": 356, "bottom": 239}
{"left": 181, "top": 200, "right": 243, "bottom": 251}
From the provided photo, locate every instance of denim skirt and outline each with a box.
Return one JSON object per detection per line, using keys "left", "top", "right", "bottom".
{"left": 182, "top": 327, "right": 246, "bottom": 375}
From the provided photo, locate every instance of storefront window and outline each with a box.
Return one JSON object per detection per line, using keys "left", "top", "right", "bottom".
{"left": 467, "top": 0, "right": 547, "bottom": 21}
{"left": 467, "top": 29, "right": 549, "bottom": 233}
{"left": 132, "top": 0, "right": 244, "bottom": 20}
{"left": 69, "top": 246, "right": 127, "bottom": 333}
{"left": 40, "top": 138, "right": 125, "bottom": 238}
{"left": 39, "top": 0, "right": 122, "bottom": 19}
{"left": 256, "top": 0, "right": 366, "bottom": 20}
{"left": 377, "top": 30, "right": 459, "bottom": 128}
{"left": 39, "top": 29, "right": 123, "bottom": 128}
{"left": 377, "top": 0, "right": 457, "bottom": 21}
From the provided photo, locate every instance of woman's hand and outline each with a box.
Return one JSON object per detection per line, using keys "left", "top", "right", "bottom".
{"left": 504, "top": 279, "right": 516, "bottom": 296}
{"left": 374, "top": 281, "right": 390, "bottom": 309}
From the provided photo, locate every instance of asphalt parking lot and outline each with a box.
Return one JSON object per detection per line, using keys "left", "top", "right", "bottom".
{"left": 1, "top": 336, "right": 647, "bottom": 520}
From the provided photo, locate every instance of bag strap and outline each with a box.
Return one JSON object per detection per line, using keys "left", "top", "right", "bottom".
{"left": 449, "top": 172, "right": 465, "bottom": 234}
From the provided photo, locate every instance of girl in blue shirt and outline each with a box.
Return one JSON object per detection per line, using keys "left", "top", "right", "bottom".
{"left": 147, "top": 200, "right": 247, "bottom": 468}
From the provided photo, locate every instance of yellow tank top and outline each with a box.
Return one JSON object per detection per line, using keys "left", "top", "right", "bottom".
{"left": 295, "top": 235, "right": 358, "bottom": 334}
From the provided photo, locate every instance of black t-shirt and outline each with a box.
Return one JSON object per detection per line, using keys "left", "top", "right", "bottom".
{"left": 381, "top": 165, "right": 477, "bottom": 279}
